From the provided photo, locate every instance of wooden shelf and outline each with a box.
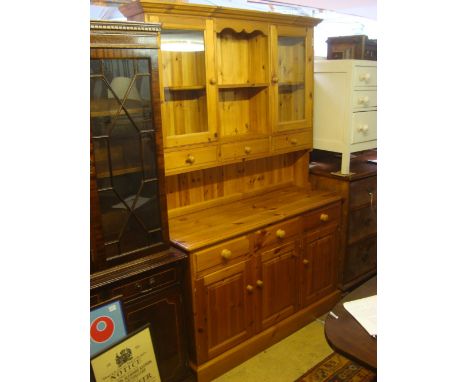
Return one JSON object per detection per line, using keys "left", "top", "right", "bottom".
{"left": 218, "top": 83, "right": 269, "bottom": 89}
{"left": 96, "top": 166, "right": 142, "bottom": 179}
{"left": 165, "top": 85, "right": 206, "bottom": 91}
{"left": 279, "top": 81, "right": 305, "bottom": 87}
{"left": 91, "top": 99, "right": 150, "bottom": 118}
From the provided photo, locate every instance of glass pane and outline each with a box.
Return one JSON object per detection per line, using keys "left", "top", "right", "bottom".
{"left": 278, "top": 36, "right": 305, "bottom": 122}
{"left": 90, "top": 58, "right": 163, "bottom": 259}
{"left": 160, "top": 30, "right": 208, "bottom": 137}
{"left": 160, "top": 30, "right": 205, "bottom": 87}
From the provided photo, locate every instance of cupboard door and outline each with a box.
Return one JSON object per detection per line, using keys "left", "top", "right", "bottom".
{"left": 256, "top": 241, "right": 298, "bottom": 332}
{"left": 159, "top": 19, "right": 217, "bottom": 147}
{"left": 194, "top": 260, "right": 254, "bottom": 362}
{"left": 124, "top": 286, "right": 189, "bottom": 382}
{"left": 301, "top": 228, "right": 338, "bottom": 307}
{"left": 271, "top": 26, "right": 313, "bottom": 132}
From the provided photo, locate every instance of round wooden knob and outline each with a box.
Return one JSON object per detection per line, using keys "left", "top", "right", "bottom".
{"left": 185, "top": 154, "right": 195, "bottom": 164}
{"left": 320, "top": 213, "right": 329, "bottom": 222}
{"left": 210, "top": 78, "right": 217, "bottom": 85}
{"left": 246, "top": 285, "right": 254, "bottom": 293}
{"left": 303, "top": 259, "right": 309, "bottom": 265}
{"left": 272, "top": 76, "right": 279, "bottom": 84}
{"left": 221, "top": 248, "right": 232, "bottom": 260}
{"left": 276, "top": 229, "right": 286, "bottom": 239}
{"left": 256, "top": 280, "right": 263, "bottom": 288}
{"left": 244, "top": 146, "right": 252, "bottom": 154}
{"left": 290, "top": 138, "right": 298, "bottom": 145}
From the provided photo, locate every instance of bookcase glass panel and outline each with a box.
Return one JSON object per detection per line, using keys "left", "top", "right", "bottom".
{"left": 160, "top": 30, "right": 209, "bottom": 137}
{"left": 278, "top": 36, "right": 305, "bottom": 123}
{"left": 160, "top": 30, "right": 206, "bottom": 88}
{"left": 90, "top": 58, "right": 163, "bottom": 259}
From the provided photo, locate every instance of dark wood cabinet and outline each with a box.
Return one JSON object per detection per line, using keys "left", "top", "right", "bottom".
{"left": 91, "top": 251, "right": 191, "bottom": 382}
{"left": 90, "top": 20, "right": 169, "bottom": 272}
{"left": 90, "top": 21, "right": 191, "bottom": 382}
{"left": 309, "top": 149, "right": 377, "bottom": 291}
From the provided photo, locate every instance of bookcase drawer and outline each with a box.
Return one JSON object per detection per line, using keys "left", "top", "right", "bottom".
{"left": 165, "top": 146, "right": 218, "bottom": 173}
{"left": 220, "top": 138, "right": 270, "bottom": 161}
{"left": 272, "top": 131, "right": 312, "bottom": 152}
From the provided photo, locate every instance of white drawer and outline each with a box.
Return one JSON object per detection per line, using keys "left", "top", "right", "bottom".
{"left": 353, "top": 66, "right": 377, "bottom": 87}
{"left": 351, "top": 111, "right": 376, "bottom": 144}
{"left": 352, "top": 90, "right": 377, "bottom": 109}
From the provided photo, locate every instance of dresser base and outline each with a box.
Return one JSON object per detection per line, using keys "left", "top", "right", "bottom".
{"left": 190, "top": 290, "right": 341, "bottom": 382}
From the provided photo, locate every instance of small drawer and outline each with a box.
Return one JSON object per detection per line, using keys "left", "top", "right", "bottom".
{"left": 165, "top": 146, "right": 218, "bottom": 173}
{"left": 253, "top": 218, "right": 302, "bottom": 251}
{"left": 344, "top": 235, "right": 377, "bottom": 283}
{"left": 194, "top": 235, "right": 250, "bottom": 273}
{"left": 348, "top": 205, "right": 377, "bottom": 245}
{"left": 303, "top": 203, "right": 341, "bottom": 232}
{"left": 352, "top": 90, "right": 377, "bottom": 109}
{"left": 353, "top": 66, "right": 377, "bottom": 87}
{"left": 112, "top": 268, "right": 178, "bottom": 300}
{"left": 220, "top": 138, "right": 270, "bottom": 161}
{"left": 349, "top": 176, "right": 377, "bottom": 209}
{"left": 272, "top": 131, "right": 312, "bottom": 152}
{"left": 351, "top": 111, "right": 376, "bottom": 144}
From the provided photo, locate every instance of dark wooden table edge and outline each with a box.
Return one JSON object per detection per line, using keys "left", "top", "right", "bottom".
{"left": 324, "top": 276, "right": 377, "bottom": 371}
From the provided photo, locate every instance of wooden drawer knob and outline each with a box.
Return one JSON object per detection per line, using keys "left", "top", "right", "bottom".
{"left": 210, "top": 78, "right": 217, "bottom": 85}
{"left": 246, "top": 285, "right": 254, "bottom": 293}
{"left": 290, "top": 138, "right": 298, "bottom": 145}
{"left": 303, "top": 259, "right": 309, "bottom": 265}
{"left": 185, "top": 154, "right": 195, "bottom": 164}
{"left": 272, "top": 76, "right": 279, "bottom": 84}
{"left": 221, "top": 248, "right": 232, "bottom": 260}
{"left": 320, "top": 213, "right": 329, "bottom": 222}
{"left": 256, "top": 280, "right": 264, "bottom": 288}
{"left": 244, "top": 146, "right": 252, "bottom": 154}
{"left": 276, "top": 229, "right": 286, "bottom": 239}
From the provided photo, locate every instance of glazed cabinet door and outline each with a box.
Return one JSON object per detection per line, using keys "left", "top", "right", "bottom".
{"left": 271, "top": 25, "right": 313, "bottom": 132}
{"left": 194, "top": 260, "right": 254, "bottom": 363}
{"left": 256, "top": 240, "right": 299, "bottom": 332}
{"left": 124, "top": 285, "right": 189, "bottom": 382}
{"left": 158, "top": 18, "right": 217, "bottom": 148}
{"left": 90, "top": 49, "right": 168, "bottom": 271}
{"left": 300, "top": 226, "right": 338, "bottom": 307}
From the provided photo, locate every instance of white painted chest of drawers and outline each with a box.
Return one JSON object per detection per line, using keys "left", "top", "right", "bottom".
{"left": 313, "top": 59, "right": 377, "bottom": 174}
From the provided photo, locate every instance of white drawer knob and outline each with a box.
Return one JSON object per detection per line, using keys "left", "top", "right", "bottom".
{"left": 358, "top": 96, "right": 370, "bottom": 105}
{"left": 358, "top": 124, "right": 369, "bottom": 133}
{"left": 359, "top": 73, "right": 371, "bottom": 82}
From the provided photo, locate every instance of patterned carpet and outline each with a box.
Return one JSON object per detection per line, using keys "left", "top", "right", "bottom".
{"left": 294, "top": 352, "right": 376, "bottom": 382}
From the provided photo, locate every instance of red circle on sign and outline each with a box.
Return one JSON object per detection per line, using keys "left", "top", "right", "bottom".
{"left": 90, "top": 316, "right": 115, "bottom": 343}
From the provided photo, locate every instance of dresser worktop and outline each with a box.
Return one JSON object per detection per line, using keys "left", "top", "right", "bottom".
{"left": 169, "top": 186, "right": 341, "bottom": 252}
